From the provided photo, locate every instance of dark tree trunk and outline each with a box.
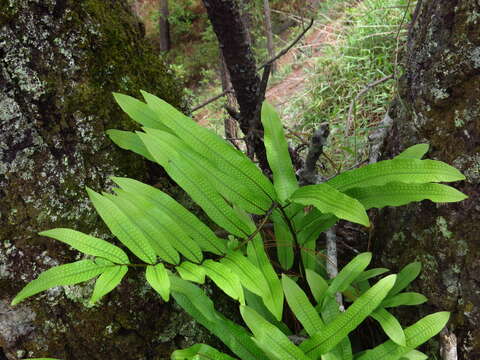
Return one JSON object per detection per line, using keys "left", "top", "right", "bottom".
{"left": 202, "top": 0, "right": 270, "bottom": 172}
{"left": 373, "top": 1, "right": 480, "bottom": 358}
{"left": 219, "top": 53, "right": 240, "bottom": 148}
{"left": 159, "top": 0, "right": 171, "bottom": 52}
{"left": 0, "top": 0, "right": 212, "bottom": 358}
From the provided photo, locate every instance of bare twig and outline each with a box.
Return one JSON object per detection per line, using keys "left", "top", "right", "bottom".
{"left": 326, "top": 227, "right": 344, "bottom": 309}
{"left": 192, "top": 18, "right": 315, "bottom": 113}
{"left": 345, "top": 74, "right": 394, "bottom": 136}
{"left": 234, "top": 203, "right": 277, "bottom": 250}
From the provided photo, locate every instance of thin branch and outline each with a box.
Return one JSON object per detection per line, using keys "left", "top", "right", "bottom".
{"left": 298, "top": 123, "right": 330, "bottom": 186}
{"left": 192, "top": 18, "right": 314, "bottom": 113}
{"left": 326, "top": 227, "right": 344, "bottom": 309}
{"left": 234, "top": 203, "right": 278, "bottom": 250}
{"left": 345, "top": 74, "right": 394, "bottom": 136}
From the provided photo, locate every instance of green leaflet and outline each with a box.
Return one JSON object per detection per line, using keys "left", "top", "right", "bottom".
{"left": 221, "top": 251, "right": 265, "bottom": 296}
{"left": 171, "top": 343, "right": 237, "bottom": 360}
{"left": 345, "top": 182, "right": 467, "bottom": 209}
{"left": 12, "top": 260, "right": 109, "bottom": 306}
{"left": 90, "top": 265, "right": 128, "bottom": 305}
{"left": 356, "top": 312, "right": 450, "bottom": 360}
{"left": 300, "top": 275, "right": 396, "bottom": 358}
{"left": 325, "top": 252, "right": 372, "bottom": 300}
{"left": 146, "top": 264, "right": 170, "bottom": 302}
{"left": 301, "top": 238, "right": 318, "bottom": 271}
{"left": 261, "top": 102, "right": 298, "bottom": 202}
{"left": 110, "top": 189, "right": 200, "bottom": 263}
{"left": 371, "top": 308, "right": 406, "bottom": 346}
{"left": 86, "top": 188, "right": 157, "bottom": 264}
{"left": 146, "top": 127, "right": 269, "bottom": 215}
{"left": 202, "top": 260, "right": 244, "bottom": 304}
{"left": 170, "top": 276, "right": 268, "bottom": 360}
{"left": 271, "top": 210, "right": 294, "bottom": 270}
{"left": 290, "top": 184, "right": 370, "bottom": 227}
{"left": 306, "top": 269, "right": 329, "bottom": 305}
{"left": 39, "top": 228, "right": 129, "bottom": 264}
{"left": 139, "top": 131, "right": 252, "bottom": 238}
{"left": 240, "top": 305, "right": 311, "bottom": 360}
{"left": 382, "top": 292, "right": 427, "bottom": 308}
{"left": 282, "top": 274, "right": 324, "bottom": 336}
{"left": 113, "top": 92, "right": 172, "bottom": 132}
{"left": 399, "top": 350, "right": 428, "bottom": 360}
{"left": 297, "top": 210, "right": 337, "bottom": 245}
{"left": 354, "top": 268, "right": 390, "bottom": 283}
{"left": 394, "top": 144, "right": 429, "bottom": 160}
{"left": 247, "top": 236, "right": 284, "bottom": 321}
{"left": 106, "top": 129, "right": 155, "bottom": 162}
{"left": 176, "top": 261, "right": 206, "bottom": 284}
{"left": 326, "top": 158, "right": 465, "bottom": 192}
{"left": 388, "top": 262, "right": 422, "bottom": 296}
{"left": 141, "top": 90, "right": 276, "bottom": 203}
{"left": 112, "top": 177, "right": 226, "bottom": 255}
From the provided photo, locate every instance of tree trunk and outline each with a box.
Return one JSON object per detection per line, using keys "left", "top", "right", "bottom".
{"left": 159, "top": 0, "right": 171, "bottom": 52}
{"left": 373, "top": 1, "right": 480, "bottom": 359}
{"left": 219, "top": 53, "right": 240, "bottom": 148}
{"left": 202, "top": 0, "right": 270, "bottom": 173}
{"left": 263, "top": 0, "right": 276, "bottom": 73}
{"left": 0, "top": 1, "right": 212, "bottom": 358}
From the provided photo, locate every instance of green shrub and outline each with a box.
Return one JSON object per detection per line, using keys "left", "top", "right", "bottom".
{"left": 15, "top": 93, "right": 466, "bottom": 359}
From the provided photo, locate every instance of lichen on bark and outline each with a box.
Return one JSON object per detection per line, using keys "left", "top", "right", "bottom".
{"left": 373, "top": 1, "right": 480, "bottom": 359}
{"left": 0, "top": 0, "right": 213, "bottom": 359}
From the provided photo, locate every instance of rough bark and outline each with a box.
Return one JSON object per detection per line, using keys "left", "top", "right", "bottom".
{"left": 219, "top": 53, "right": 240, "bottom": 148}
{"left": 202, "top": 0, "right": 270, "bottom": 172}
{"left": 159, "top": 0, "right": 171, "bottom": 52}
{"left": 263, "top": 0, "right": 276, "bottom": 73}
{"left": 0, "top": 1, "right": 213, "bottom": 359}
{"left": 372, "top": 1, "right": 480, "bottom": 359}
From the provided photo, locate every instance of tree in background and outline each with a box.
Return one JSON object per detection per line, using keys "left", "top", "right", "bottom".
{"left": 263, "top": 0, "right": 276, "bottom": 73}
{"left": 0, "top": 0, "right": 210, "bottom": 358}
{"left": 373, "top": 1, "right": 480, "bottom": 358}
{"left": 159, "top": 0, "right": 171, "bottom": 51}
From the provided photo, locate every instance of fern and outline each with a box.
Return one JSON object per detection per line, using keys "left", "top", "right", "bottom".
{"left": 13, "top": 96, "right": 468, "bottom": 360}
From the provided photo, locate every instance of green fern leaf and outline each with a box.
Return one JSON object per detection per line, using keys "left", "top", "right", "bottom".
{"left": 389, "top": 262, "right": 422, "bottom": 296}
{"left": 176, "top": 261, "right": 206, "bottom": 284}
{"left": 39, "top": 228, "right": 129, "bottom": 264}
{"left": 141, "top": 91, "right": 276, "bottom": 203}
{"left": 394, "top": 144, "right": 429, "bottom": 160}
{"left": 399, "top": 350, "right": 428, "bottom": 360}
{"left": 297, "top": 210, "right": 337, "bottom": 245}
{"left": 271, "top": 210, "right": 294, "bottom": 270}
{"left": 371, "top": 308, "right": 406, "bottom": 346}
{"left": 300, "top": 275, "right": 396, "bottom": 357}
{"left": 89, "top": 265, "right": 128, "bottom": 305}
{"left": 355, "top": 268, "right": 390, "bottom": 283}
{"left": 325, "top": 252, "right": 372, "bottom": 300}
{"left": 240, "top": 305, "right": 311, "bottom": 360}
{"left": 12, "top": 260, "right": 109, "bottom": 306}
{"left": 113, "top": 92, "right": 171, "bottom": 132}
{"left": 345, "top": 182, "right": 467, "bottom": 209}
{"left": 306, "top": 269, "right": 329, "bottom": 305}
{"left": 146, "top": 263, "right": 170, "bottom": 302}
{"left": 202, "top": 260, "right": 244, "bottom": 303}
{"left": 356, "top": 312, "right": 450, "bottom": 360}
{"left": 382, "top": 292, "right": 427, "bottom": 308}
{"left": 106, "top": 129, "right": 155, "bottom": 161}
{"left": 147, "top": 127, "right": 269, "bottom": 215}
{"left": 170, "top": 276, "right": 268, "bottom": 360}
{"left": 87, "top": 188, "right": 157, "bottom": 264}
{"left": 326, "top": 159, "right": 465, "bottom": 192}
{"left": 109, "top": 189, "right": 201, "bottom": 263}
{"left": 247, "top": 236, "right": 284, "bottom": 321}
{"left": 112, "top": 177, "right": 226, "bottom": 255}
{"left": 282, "top": 274, "right": 324, "bottom": 336}
{"left": 261, "top": 102, "right": 298, "bottom": 202}
{"left": 171, "top": 343, "right": 237, "bottom": 360}
{"left": 221, "top": 251, "right": 265, "bottom": 296}
{"left": 290, "top": 184, "right": 370, "bottom": 226}
{"left": 139, "top": 131, "right": 252, "bottom": 238}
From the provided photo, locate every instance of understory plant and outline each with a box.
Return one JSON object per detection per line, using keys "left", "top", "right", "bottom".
{"left": 13, "top": 91, "right": 467, "bottom": 360}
